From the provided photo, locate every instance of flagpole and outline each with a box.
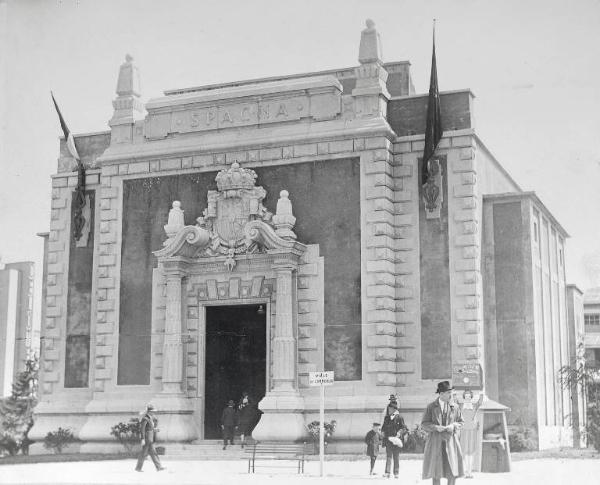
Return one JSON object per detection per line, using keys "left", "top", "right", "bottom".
{"left": 51, "top": 92, "right": 87, "bottom": 242}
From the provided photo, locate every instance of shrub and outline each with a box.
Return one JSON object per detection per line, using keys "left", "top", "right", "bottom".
{"left": 508, "top": 426, "right": 536, "bottom": 452}
{"left": 306, "top": 420, "right": 337, "bottom": 453}
{"left": 558, "top": 347, "right": 600, "bottom": 451}
{"left": 586, "top": 403, "right": 600, "bottom": 452}
{"left": 0, "top": 357, "right": 38, "bottom": 456}
{"left": 306, "top": 420, "right": 337, "bottom": 442}
{"left": 110, "top": 418, "right": 141, "bottom": 452}
{"left": 43, "top": 427, "right": 77, "bottom": 454}
{"left": 403, "top": 424, "right": 427, "bottom": 453}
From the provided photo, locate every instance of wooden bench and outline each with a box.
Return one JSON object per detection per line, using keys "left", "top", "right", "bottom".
{"left": 245, "top": 441, "right": 307, "bottom": 474}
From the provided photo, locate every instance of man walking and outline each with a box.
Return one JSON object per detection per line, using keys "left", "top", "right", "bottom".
{"left": 135, "top": 404, "right": 165, "bottom": 472}
{"left": 421, "top": 381, "right": 464, "bottom": 485}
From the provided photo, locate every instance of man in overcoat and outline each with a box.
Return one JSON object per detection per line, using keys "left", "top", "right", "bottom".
{"left": 221, "top": 399, "right": 238, "bottom": 450}
{"left": 421, "top": 381, "right": 464, "bottom": 485}
{"left": 135, "top": 404, "right": 165, "bottom": 472}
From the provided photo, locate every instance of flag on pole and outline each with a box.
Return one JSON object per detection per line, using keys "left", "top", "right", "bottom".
{"left": 51, "top": 92, "right": 81, "bottom": 161}
{"left": 51, "top": 92, "right": 86, "bottom": 242}
{"left": 422, "top": 21, "right": 443, "bottom": 180}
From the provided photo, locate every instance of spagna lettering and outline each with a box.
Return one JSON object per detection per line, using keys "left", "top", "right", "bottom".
{"left": 180, "top": 98, "right": 304, "bottom": 133}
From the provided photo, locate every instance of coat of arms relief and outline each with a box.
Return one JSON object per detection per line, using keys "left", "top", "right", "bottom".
{"left": 154, "top": 162, "right": 300, "bottom": 270}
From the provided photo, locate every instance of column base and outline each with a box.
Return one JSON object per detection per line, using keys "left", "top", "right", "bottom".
{"left": 252, "top": 391, "right": 306, "bottom": 442}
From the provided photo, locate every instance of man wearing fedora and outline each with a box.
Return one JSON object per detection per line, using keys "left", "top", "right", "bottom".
{"left": 135, "top": 404, "right": 165, "bottom": 472}
{"left": 421, "top": 381, "right": 464, "bottom": 485}
{"left": 221, "top": 399, "right": 238, "bottom": 450}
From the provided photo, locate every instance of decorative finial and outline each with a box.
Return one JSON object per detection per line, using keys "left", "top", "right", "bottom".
{"left": 109, "top": 53, "right": 144, "bottom": 127}
{"left": 358, "top": 18, "right": 383, "bottom": 64}
{"left": 163, "top": 200, "right": 185, "bottom": 245}
{"left": 273, "top": 189, "right": 297, "bottom": 240}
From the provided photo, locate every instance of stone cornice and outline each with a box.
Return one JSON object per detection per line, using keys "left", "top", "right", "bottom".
{"left": 179, "top": 251, "right": 303, "bottom": 275}
{"left": 96, "top": 116, "right": 394, "bottom": 164}
{"left": 147, "top": 76, "right": 342, "bottom": 111}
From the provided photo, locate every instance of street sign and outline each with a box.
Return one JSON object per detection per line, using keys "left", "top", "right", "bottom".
{"left": 309, "top": 371, "right": 335, "bottom": 477}
{"left": 309, "top": 371, "right": 334, "bottom": 386}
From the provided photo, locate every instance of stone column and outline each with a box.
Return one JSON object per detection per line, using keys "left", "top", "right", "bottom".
{"left": 162, "top": 269, "right": 185, "bottom": 394}
{"left": 272, "top": 264, "right": 297, "bottom": 392}
{"left": 252, "top": 259, "right": 305, "bottom": 442}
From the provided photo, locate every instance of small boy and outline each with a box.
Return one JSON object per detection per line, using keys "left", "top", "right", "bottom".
{"left": 365, "top": 422, "right": 382, "bottom": 475}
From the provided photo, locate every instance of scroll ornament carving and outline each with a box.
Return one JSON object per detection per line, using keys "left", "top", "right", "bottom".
{"left": 154, "top": 162, "right": 302, "bottom": 269}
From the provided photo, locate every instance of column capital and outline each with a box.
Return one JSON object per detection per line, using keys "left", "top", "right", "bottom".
{"left": 272, "top": 262, "right": 296, "bottom": 274}
{"left": 162, "top": 258, "right": 190, "bottom": 278}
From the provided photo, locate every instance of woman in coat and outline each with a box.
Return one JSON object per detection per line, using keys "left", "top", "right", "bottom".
{"left": 237, "top": 392, "right": 256, "bottom": 448}
{"left": 421, "top": 381, "right": 464, "bottom": 485}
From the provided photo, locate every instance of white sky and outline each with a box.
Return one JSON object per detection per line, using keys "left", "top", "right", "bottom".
{"left": 1, "top": 0, "right": 599, "bottom": 333}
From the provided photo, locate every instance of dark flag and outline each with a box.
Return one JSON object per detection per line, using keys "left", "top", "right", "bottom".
{"left": 422, "top": 22, "right": 443, "bottom": 182}
{"left": 51, "top": 92, "right": 86, "bottom": 242}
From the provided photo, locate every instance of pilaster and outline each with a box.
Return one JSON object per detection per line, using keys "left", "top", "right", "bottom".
{"left": 448, "top": 137, "right": 485, "bottom": 365}
{"left": 161, "top": 263, "right": 187, "bottom": 394}
{"left": 363, "top": 136, "right": 418, "bottom": 389}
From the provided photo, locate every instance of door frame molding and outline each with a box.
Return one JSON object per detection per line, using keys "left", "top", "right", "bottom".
{"left": 197, "top": 298, "right": 271, "bottom": 439}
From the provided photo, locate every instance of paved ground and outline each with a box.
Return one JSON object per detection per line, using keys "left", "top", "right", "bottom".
{"left": 0, "top": 458, "right": 598, "bottom": 485}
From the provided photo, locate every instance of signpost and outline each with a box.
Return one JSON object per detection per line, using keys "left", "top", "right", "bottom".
{"left": 309, "top": 371, "right": 334, "bottom": 477}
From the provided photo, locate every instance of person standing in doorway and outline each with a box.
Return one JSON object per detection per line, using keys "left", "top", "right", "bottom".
{"left": 221, "top": 399, "right": 238, "bottom": 450}
{"left": 421, "top": 381, "right": 464, "bottom": 485}
{"left": 381, "top": 400, "right": 408, "bottom": 478}
{"left": 238, "top": 391, "right": 255, "bottom": 448}
{"left": 135, "top": 404, "right": 165, "bottom": 472}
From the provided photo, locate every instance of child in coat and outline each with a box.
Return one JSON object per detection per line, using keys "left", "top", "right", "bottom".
{"left": 365, "top": 422, "right": 382, "bottom": 475}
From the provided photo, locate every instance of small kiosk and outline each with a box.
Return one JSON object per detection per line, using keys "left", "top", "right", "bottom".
{"left": 478, "top": 398, "right": 511, "bottom": 473}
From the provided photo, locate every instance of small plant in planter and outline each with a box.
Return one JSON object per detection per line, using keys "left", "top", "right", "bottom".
{"left": 43, "top": 427, "right": 77, "bottom": 454}
{"left": 403, "top": 424, "right": 427, "bottom": 453}
{"left": 508, "top": 425, "right": 537, "bottom": 452}
{"left": 110, "top": 418, "right": 141, "bottom": 453}
{"left": 306, "top": 420, "right": 337, "bottom": 453}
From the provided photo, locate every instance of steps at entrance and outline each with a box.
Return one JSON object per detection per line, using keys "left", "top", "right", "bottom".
{"left": 162, "top": 439, "right": 256, "bottom": 460}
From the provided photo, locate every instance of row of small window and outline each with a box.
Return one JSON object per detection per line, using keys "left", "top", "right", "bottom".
{"left": 585, "top": 348, "right": 600, "bottom": 365}
{"left": 532, "top": 220, "right": 564, "bottom": 266}
{"left": 585, "top": 314, "right": 600, "bottom": 326}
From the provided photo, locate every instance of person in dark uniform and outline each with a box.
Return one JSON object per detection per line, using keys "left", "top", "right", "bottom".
{"left": 135, "top": 404, "right": 165, "bottom": 472}
{"left": 221, "top": 399, "right": 238, "bottom": 450}
{"left": 365, "top": 422, "right": 382, "bottom": 475}
{"left": 382, "top": 400, "right": 408, "bottom": 478}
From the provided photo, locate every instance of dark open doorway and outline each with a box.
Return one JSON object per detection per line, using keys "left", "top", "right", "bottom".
{"left": 204, "top": 304, "right": 267, "bottom": 439}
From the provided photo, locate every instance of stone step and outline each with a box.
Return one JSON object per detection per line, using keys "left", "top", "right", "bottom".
{"left": 162, "top": 439, "right": 257, "bottom": 458}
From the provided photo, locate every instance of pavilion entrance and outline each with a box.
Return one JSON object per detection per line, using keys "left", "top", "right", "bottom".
{"left": 203, "top": 304, "right": 267, "bottom": 439}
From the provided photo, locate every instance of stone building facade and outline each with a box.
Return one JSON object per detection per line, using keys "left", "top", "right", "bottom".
{"left": 583, "top": 287, "right": 600, "bottom": 366}
{"left": 31, "top": 22, "right": 578, "bottom": 450}
{"left": 0, "top": 261, "right": 35, "bottom": 397}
